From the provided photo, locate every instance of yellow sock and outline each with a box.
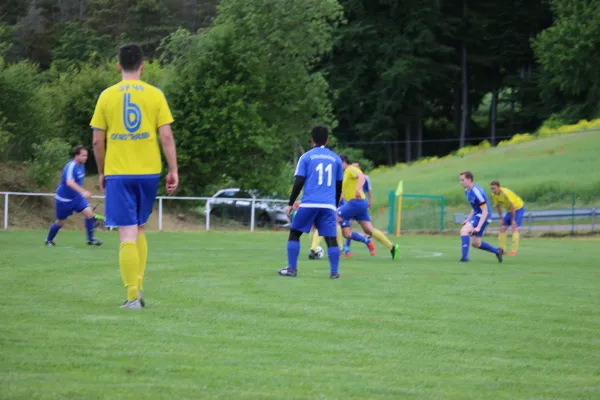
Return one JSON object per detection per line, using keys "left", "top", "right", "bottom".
{"left": 336, "top": 225, "right": 344, "bottom": 250}
{"left": 371, "top": 228, "right": 394, "bottom": 250}
{"left": 137, "top": 233, "right": 148, "bottom": 291}
{"left": 311, "top": 230, "right": 322, "bottom": 251}
{"left": 512, "top": 231, "right": 520, "bottom": 253}
{"left": 499, "top": 232, "right": 507, "bottom": 251}
{"left": 119, "top": 241, "right": 139, "bottom": 301}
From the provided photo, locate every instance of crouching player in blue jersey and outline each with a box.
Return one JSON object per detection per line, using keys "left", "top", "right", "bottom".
{"left": 279, "top": 125, "right": 344, "bottom": 279}
{"left": 458, "top": 171, "right": 503, "bottom": 263}
{"left": 45, "top": 145, "right": 103, "bottom": 247}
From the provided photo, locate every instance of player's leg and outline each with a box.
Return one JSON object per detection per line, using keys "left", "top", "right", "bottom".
{"left": 316, "top": 209, "right": 340, "bottom": 278}
{"left": 498, "top": 212, "right": 510, "bottom": 254}
{"left": 45, "top": 219, "right": 65, "bottom": 246}
{"left": 509, "top": 207, "right": 524, "bottom": 256}
{"left": 459, "top": 221, "right": 473, "bottom": 261}
{"left": 471, "top": 221, "right": 503, "bottom": 263}
{"left": 105, "top": 178, "right": 141, "bottom": 308}
{"left": 359, "top": 220, "right": 396, "bottom": 258}
{"left": 134, "top": 177, "right": 160, "bottom": 306}
{"left": 309, "top": 227, "right": 322, "bottom": 259}
{"left": 78, "top": 201, "right": 102, "bottom": 246}
{"left": 46, "top": 200, "right": 71, "bottom": 245}
{"left": 279, "top": 208, "right": 313, "bottom": 276}
{"left": 339, "top": 217, "right": 354, "bottom": 257}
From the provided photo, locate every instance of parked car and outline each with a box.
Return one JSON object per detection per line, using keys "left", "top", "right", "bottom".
{"left": 206, "top": 188, "right": 290, "bottom": 228}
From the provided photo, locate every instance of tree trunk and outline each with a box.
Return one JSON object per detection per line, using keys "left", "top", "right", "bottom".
{"left": 416, "top": 118, "right": 423, "bottom": 159}
{"left": 490, "top": 88, "right": 498, "bottom": 145}
{"left": 405, "top": 120, "right": 412, "bottom": 163}
{"left": 459, "top": 0, "right": 469, "bottom": 148}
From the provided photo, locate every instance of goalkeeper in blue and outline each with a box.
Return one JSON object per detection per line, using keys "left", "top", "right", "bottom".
{"left": 458, "top": 171, "right": 502, "bottom": 263}
{"left": 279, "top": 125, "right": 344, "bottom": 279}
{"left": 45, "top": 145, "right": 103, "bottom": 247}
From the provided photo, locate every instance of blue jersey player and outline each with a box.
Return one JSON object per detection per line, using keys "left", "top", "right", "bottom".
{"left": 459, "top": 171, "right": 502, "bottom": 263}
{"left": 279, "top": 125, "right": 344, "bottom": 279}
{"left": 45, "top": 145, "right": 103, "bottom": 247}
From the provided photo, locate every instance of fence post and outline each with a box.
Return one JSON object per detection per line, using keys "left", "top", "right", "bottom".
{"left": 571, "top": 192, "right": 575, "bottom": 235}
{"left": 158, "top": 197, "right": 163, "bottom": 232}
{"left": 250, "top": 199, "right": 256, "bottom": 232}
{"left": 440, "top": 196, "right": 445, "bottom": 232}
{"left": 592, "top": 208, "right": 596, "bottom": 232}
{"left": 3, "top": 193, "right": 7, "bottom": 230}
{"left": 387, "top": 190, "right": 395, "bottom": 234}
{"left": 528, "top": 212, "right": 532, "bottom": 233}
{"left": 205, "top": 203, "right": 210, "bottom": 231}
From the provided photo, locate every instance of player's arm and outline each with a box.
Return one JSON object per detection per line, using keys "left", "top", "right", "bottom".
{"left": 91, "top": 92, "right": 107, "bottom": 191}
{"left": 287, "top": 175, "right": 306, "bottom": 218}
{"left": 496, "top": 204, "right": 503, "bottom": 221}
{"left": 367, "top": 188, "right": 373, "bottom": 208}
{"left": 508, "top": 200, "right": 517, "bottom": 226}
{"left": 355, "top": 172, "right": 366, "bottom": 199}
{"left": 65, "top": 166, "right": 91, "bottom": 199}
{"left": 336, "top": 180, "right": 343, "bottom": 207}
{"left": 462, "top": 209, "right": 474, "bottom": 225}
{"left": 475, "top": 203, "right": 489, "bottom": 231}
{"left": 158, "top": 124, "right": 178, "bottom": 195}
{"left": 92, "top": 129, "right": 106, "bottom": 191}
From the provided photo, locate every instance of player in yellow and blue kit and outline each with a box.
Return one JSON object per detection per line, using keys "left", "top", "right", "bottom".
{"left": 45, "top": 145, "right": 102, "bottom": 247}
{"left": 340, "top": 162, "right": 374, "bottom": 257}
{"left": 490, "top": 180, "right": 525, "bottom": 256}
{"left": 459, "top": 171, "right": 503, "bottom": 263}
{"left": 91, "top": 44, "right": 179, "bottom": 308}
{"left": 338, "top": 155, "right": 398, "bottom": 259}
{"left": 279, "top": 126, "right": 344, "bottom": 279}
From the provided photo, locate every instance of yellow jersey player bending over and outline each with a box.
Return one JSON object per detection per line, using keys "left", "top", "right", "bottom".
{"left": 490, "top": 181, "right": 525, "bottom": 256}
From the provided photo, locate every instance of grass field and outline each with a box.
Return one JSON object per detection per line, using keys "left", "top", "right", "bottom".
{"left": 1, "top": 230, "right": 599, "bottom": 399}
{"left": 368, "top": 130, "right": 600, "bottom": 208}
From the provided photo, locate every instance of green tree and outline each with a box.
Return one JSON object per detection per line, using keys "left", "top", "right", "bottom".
{"left": 533, "top": 0, "right": 600, "bottom": 121}
{"left": 166, "top": 0, "right": 344, "bottom": 195}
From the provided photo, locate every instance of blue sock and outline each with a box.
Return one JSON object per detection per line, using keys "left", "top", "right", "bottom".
{"left": 461, "top": 235, "right": 470, "bottom": 259}
{"left": 85, "top": 218, "right": 95, "bottom": 241}
{"left": 328, "top": 246, "right": 340, "bottom": 275}
{"left": 47, "top": 223, "right": 61, "bottom": 242}
{"left": 479, "top": 241, "right": 499, "bottom": 254}
{"left": 351, "top": 231, "right": 369, "bottom": 244}
{"left": 287, "top": 240, "right": 300, "bottom": 270}
{"left": 346, "top": 237, "right": 352, "bottom": 248}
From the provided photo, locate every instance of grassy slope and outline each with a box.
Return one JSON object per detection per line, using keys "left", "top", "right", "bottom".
{"left": 368, "top": 130, "right": 600, "bottom": 208}
{"left": 1, "top": 230, "right": 599, "bottom": 399}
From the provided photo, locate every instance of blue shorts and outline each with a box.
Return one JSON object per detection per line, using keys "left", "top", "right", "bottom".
{"left": 503, "top": 207, "right": 525, "bottom": 227}
{"left": 55, "top": 197, "right": 89, "bottom": 220}
{"left": 105, "top": 175, "right": 159, "bottom": 227}
{"left": 338, "top": 199, "right": 370, "bottom": 223}
{"left": 291, "top": 207, "right": 337, "bottom": 237}
{"left": 339, "top": 218, "right": 352, "bottom": 228}
{"left": 469, "top": 215, "right": 490, "bottom": 237}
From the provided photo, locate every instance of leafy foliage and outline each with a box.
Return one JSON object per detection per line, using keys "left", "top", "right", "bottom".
{"left": 26, "top": 139, "right": 71, "bottom": 187}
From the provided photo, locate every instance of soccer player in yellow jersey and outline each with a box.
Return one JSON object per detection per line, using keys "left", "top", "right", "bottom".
{"left": 338, "top": 155, "right": 399, "bottom": 259}
{"left": 490, "top": 181, "right": 525, "bottom": 256}
{"left": 91, "top": 44, "right": 178, "bottom": 309}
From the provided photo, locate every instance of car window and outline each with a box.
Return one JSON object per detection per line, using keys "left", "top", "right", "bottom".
{"left": 237, "top": 191, "right": 253, "bottom": 199}
{"left": 218, "top": 190, "right": 237, "bottom": 198}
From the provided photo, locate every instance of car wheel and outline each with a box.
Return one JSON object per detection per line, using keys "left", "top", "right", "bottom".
{"left": 257, "top": 213, "right": 271, "bottom": 228}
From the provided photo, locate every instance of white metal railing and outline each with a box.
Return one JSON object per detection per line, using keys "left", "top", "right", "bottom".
{"left": 0, "top": 191, "right": 289, "bottom": 232}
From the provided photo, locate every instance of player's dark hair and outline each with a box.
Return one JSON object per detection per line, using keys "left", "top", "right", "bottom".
{"left": 460, "top": 170, "right": 474, "bottom": 181}
{"left": 490, "top": 180, "right": 501, "bottom": 187}
{"left": 72, "top": 145, "right": 86, "bottom": 157}
{"left": 340, "top": 155, "right": 351, "bottom": 164}
{"left": 311, "top": 125, "right": 329, "bottom": 146}
{"left": 118, "top": 43, "right": 144, "bottom": 72}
